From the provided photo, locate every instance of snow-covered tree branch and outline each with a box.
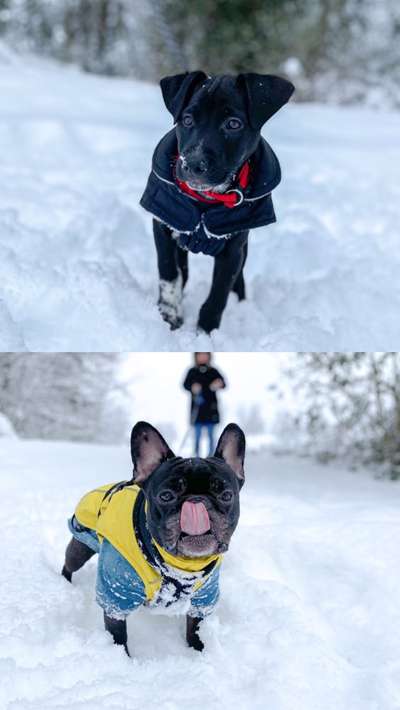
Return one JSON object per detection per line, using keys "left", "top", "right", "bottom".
{"left": 286, "top": 353, "right": 400, "bottom": 478}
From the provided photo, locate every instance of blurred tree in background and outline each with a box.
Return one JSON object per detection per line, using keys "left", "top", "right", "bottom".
{"left": 0, "top": 353, "right": 130, "bottom": 443}
{"left": 0, "top": 0, "right": 148, "bottom": 75}
{"left": 287, "top": 353, "right": 400, "bottom": 479}
{"left": 0, "top": 0, "right": 399, "bottom": 105}
{"left": 147, "top": 0, "right": 305, "bottom": 74}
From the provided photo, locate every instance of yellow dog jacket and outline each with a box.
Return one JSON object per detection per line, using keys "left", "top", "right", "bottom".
{"left": 74, "top": 481, "right": 222, "bottom": 603}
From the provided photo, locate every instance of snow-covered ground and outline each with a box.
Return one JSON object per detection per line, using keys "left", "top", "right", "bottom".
{"left": 1, "top": 437, "right": 400, "bottom": 709}
{"left": 0, "top": 57, "right": 399, "bottom": 351}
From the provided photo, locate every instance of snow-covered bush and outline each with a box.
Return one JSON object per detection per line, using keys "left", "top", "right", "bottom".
{"left": 0, "top": 353, "right": 131, "bottom": 443}
{"left": 284, "top": 353, "right": 400, "bottom": 479}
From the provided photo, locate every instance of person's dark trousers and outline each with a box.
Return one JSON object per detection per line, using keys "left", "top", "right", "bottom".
{"left": 194, "top": 422, "right": 215, "bottom": 456}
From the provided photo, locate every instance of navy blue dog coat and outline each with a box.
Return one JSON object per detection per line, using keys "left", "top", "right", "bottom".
{"left": 140, "top": 129, "right": 282, "bottom": 256}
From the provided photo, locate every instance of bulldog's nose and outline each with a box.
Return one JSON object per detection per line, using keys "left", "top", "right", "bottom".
{"left": 180, "top": 500, "right": 210, "bottom": 536}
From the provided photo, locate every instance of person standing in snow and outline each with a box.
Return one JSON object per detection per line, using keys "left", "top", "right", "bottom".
{"left": 183, "top": 352, "right": 226, "bottom": 456}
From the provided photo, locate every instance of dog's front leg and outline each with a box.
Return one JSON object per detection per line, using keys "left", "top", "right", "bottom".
{"left": 232, "top": 241, "right": 248, "bottom": 301}
{"left": 104, "top": 612, "right": 130, "bottom": 657}
{"left": 186, "top": 614, "right": 204, "bottom": 652}
{"left": 198, "top": 232, "right": 248, "bottom": 333}
{"left": 153, "top": 219, "right": 184, "bottom": 330}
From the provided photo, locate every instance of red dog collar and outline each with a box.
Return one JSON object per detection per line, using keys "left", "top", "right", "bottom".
{"left": 176, "top": 161, "right": 250, "bottom": 209}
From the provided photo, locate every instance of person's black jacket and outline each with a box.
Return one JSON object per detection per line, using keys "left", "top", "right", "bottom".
{"left": 183, "top": 365, "right": 226, "bottom": 424}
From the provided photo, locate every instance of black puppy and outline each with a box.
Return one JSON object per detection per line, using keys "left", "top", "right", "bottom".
{"left": 62, "top": 421, "right": 245, "bottom": 655}
{"left": 140, "top": 72, "right": 294, "bottom": 333}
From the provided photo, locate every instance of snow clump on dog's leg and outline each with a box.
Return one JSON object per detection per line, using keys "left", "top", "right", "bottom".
{"left": 158, "top": 273, "right": 183, "bottom": 330}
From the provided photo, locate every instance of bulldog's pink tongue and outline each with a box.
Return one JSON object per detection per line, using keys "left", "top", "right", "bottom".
{"left": 180, "top": 501, "right": 210, "bottom": 536}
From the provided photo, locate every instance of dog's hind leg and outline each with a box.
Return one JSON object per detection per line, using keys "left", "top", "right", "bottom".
{"left": 232, "top": 242, "right": 248, "bottom": 301}
{"left": 62, "top": 537, "right": 96, "bottom": 582}
{"left": 153, "top": 220, "right": 184, "bottom": 329}
{"left": 176, "top": 246, "right": 189, "bottom": 289}
{"left": 198, "top": 232, "right": 248, "bottom": 333}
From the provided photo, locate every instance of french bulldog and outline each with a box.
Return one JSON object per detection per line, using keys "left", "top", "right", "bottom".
{"left": 62, "top": 420, "right": 246, "bottom": 655}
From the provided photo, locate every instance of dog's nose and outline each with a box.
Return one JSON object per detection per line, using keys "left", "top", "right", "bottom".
{"left": 182, "top": 158, "right": 208, "bottom": 176}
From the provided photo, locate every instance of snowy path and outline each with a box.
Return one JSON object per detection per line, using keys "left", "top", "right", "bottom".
{"left": 1, "top": 438, "right": 400, "bottom": 709}
{"left": 0, "top": 58, "right": 399, "bottom": 350}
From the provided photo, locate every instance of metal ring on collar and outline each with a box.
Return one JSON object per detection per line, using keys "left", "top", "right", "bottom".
{"left": 225, "top": 188, "right": 244, "bottom": 206}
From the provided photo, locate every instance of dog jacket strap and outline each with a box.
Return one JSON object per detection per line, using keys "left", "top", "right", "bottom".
{"left": 74, "top": 482, "right": 121, "bottom": 530}
{"left": 97, "top": 479, "right": 135, "bottom": 514}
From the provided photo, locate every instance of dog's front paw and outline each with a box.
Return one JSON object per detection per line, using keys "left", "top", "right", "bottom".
{"left": 186, "top": 615, "right": 204, "bottom": 652}
{"left": 186, "top": 617, "right": 204, "bottom": 652}
{"left": 158, "top": 304, "right": 183, "bottom": 330}
{"left": 197, "top": 303, "right": 221, "bottom": 334}
{"left": 187, "top": 634, "right": 204, "bottom": 652}
{"left": 158, "top": 276, "right": 183, "bottom": 330}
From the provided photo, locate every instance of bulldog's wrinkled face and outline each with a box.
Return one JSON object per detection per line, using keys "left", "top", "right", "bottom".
{"left": 143, "top": 456, "right": 241, "bottom": 557}
{"left": 159, "top": 71, "right": 295, "bottom": 192}
{"left": 131, "top": 421, "right": 246, "bottom": 559}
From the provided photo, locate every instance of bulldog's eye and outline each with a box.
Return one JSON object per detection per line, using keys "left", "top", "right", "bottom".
{"left": 225, "top": 117, "right": 243, "bottom": 131}
{"left": 182, "top": 114, "right": 194, "bottom": 128}
{"left": 158, "top": 490, "right": 176, "bottom": 503}
{"left": 220, "top": 490, "right": 233, "bottom": 503}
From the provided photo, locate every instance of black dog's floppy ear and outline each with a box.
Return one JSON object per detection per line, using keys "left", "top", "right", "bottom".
{"left": 131, "top": 421, "right": 175, "bottom": 484}
{"left": 214, "top": 423, "right": 246, "bottom": 486}
{"left": 160, "top": 71, "right": 207, "bottom": 122}
{"left": 238, "top": 73, "right": 295, "bottom": 129}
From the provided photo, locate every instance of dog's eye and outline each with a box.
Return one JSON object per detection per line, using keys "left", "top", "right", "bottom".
{"left": 182, "top": 114, "right": 194, "bottom": 128}
{"left": 158, "top": 490, "right": 176, "bottom": 503}
{"left": 220, "top": 490, "right": 233, "bottom": 503}
{"left": 225, "top": 118, "right": 243, "bottom": 131}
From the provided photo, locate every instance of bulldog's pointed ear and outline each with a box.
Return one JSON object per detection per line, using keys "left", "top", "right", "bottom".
{"left": 214, "top": 423, "right": 246, "bottom": 486}
{"left": 160, "top": 71, "right": 207, "bottom": 122}
{"left": 238, "top": 73, "right": 295, "bottom": 129}
{"left": 131, "top": 422, "right": 175, "bottom": 484}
